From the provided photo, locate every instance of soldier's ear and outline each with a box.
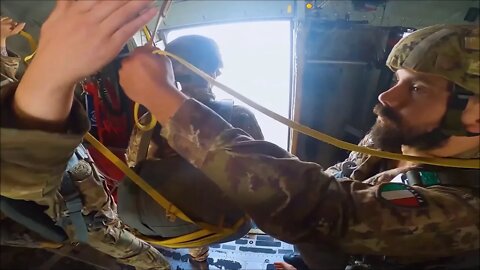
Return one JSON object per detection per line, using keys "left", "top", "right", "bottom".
{"left": 463, "top": 96, "right": 480, "bottom": 134}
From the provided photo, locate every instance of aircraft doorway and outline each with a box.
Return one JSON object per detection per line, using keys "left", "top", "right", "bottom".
{"left": 168, "top": 20, "right": 293, "bottom": 150}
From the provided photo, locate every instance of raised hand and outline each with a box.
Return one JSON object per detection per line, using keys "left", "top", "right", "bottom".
{"left": 12, "top": 0, "right": 158, "bottom": 130}
{"left": 33, "top": 0, "right": 159, "bottom": 86}
{"left": 119, "top": 46, "right": 177, "bottom": 108}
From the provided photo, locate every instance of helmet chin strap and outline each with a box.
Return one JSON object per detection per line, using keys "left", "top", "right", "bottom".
{"left": 440, "top": 84, "right": 479, "bottom": 137}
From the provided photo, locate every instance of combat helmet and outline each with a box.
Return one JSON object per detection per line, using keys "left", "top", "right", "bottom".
{"left": 386, "top": 24, "right": 479, "bottom": 136}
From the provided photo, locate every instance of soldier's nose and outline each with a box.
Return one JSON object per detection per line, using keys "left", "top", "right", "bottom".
{"left": 378, "top": 84, "right": 406, "bottom": 109}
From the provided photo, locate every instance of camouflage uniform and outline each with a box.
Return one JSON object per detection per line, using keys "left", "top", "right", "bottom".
{"left": 0, "top": 56, "right": 170, "bottom": 269}
{"left": 125, "top": 92, "right": 264, "bottom": 261}
{"left": 0, "top": 49, "right": 20, "bottom": 87}
{"left": 156, "top": 25, "right": 479, "bottom": 268}
{"left": 127, "top": 101, "right": 264, "bottom": 166}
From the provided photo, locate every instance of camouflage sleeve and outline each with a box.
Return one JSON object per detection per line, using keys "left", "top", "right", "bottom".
{"left": 323, "top": 161, "right": 344, "bottom": 177}
{"left": 324, "top": 135, "right": 376, "bottom": 177}
{"left": 1, "top": 85, "right": 90, "bottom": 203}
{"left": 163, "top": 99, "right": 479, "bottom": 257}
{"left": 125, "top": 113, "right": 154, "bottom": 168}
{"left": 230, "top": 104, "right": 264, "bottom": 140}
{"left": 1, "top": 52, "right": 21, "bottom": 82}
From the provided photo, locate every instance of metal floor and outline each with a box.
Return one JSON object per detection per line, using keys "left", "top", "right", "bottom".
{"left": 159, "top": 234, "right": 294, "bottom": 270}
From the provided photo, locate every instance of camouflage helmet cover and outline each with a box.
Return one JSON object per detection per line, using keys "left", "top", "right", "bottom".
{"left": 387, "top": 24, "right": 479, "bottom": 96}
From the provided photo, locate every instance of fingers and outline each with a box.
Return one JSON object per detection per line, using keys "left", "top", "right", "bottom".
{"left": 1, "top": 18, "right": 13, "bottom": 27}
{"left": 91, "top": 1, "right": 129, "bottom": 22}
{"left": 112, "top": 6, "right": 158, "bottom": 47}
{"left": 1, "top": 16, "right": 25, "bottom": 35}
{"left": 121, "top": 46, "right": 150, "bottom": 66}
{"left": 134, "top": 45, "right": 158, "bottom": 55}
{"left": 11, "top": 22, "right": 26, "bottom": 34}
{"left": 54, "top": 0, "right": 72, "bottom": 12}
{"left": 122, "top": 46, "right": 174, "bottom": 76}
{"left": 105, "top": 0, "right": 155, "bottom": 35}
{"left": 71, "top": 0, "right": 98, "bottom": 13}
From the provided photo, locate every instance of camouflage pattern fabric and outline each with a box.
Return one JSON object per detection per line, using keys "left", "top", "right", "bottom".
{"left": 387, "top": 25, "right": 480, "bottom": 137}
{"left": 387, "top": 25, "right": 479, "bottom": 95}
{"left": 126, "top": 102, "right": 264, "bottom": 167}
{"left": 188, "top": 246, "right": 209, "bottom": 262}
{"left": 0, "top": 51, "right": 20, "bottom": 83}
{"left": 162, "top": 98, "right": 479, "bottom": 263}
{"left": 125, "top": 97, "right": 263, "bottom": 261}
{"left": 1, "top": 86, "right": 170, "bottom": 270}
{"left": 85, "top": 221, "right": 169, "bottom": 270}
{"left": 324, "top": 135, "right": 415, "bottom": 185}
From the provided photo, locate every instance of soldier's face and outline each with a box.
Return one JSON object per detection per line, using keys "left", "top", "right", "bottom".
{"left": 172, "top": 62, "right": 214, "bottom": 94}
{"left": 370, "top": 69, "right": 451, "bottom": 152}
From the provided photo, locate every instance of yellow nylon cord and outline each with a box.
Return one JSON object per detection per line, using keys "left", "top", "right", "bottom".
{"left": 24, "top": 50, "right": 36, "bottom": 64}
{"left": 85, "top": 16, "right": 242, "bottom": 246}
{"left": 140, "top": 218, "right": 245, "bottom": 248}
{"left": 84, "top": 133, "right": 192, "bottom": 223}
{"left": 19, "top": 16, "right": 475, "bottom": 248}
{"left": 84, "top": 132, "right": 244, "bottom": 247}
{"left": 152, "top": 50, "right": 480, "bottom": 169}
{"left": 133, "top": 26, "right": 158, "bottom": 131}
{"left": 19, "top": 31, "right": 37, "bottom": 64}
{"left": 19, "top": 31, "right": 37, "bottom": 52}
{"left": 16, "top": 18, "right": 242, "bottom": 248}
{"left": 133, "top": 102, "right": 157, "bottom": 131}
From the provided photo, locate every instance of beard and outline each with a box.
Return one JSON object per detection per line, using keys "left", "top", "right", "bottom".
{"left": 181, "top": 86, "right": 215, "bottom": 104}
{"left": 370, "top": 104, "right": 451, "bottom": 152}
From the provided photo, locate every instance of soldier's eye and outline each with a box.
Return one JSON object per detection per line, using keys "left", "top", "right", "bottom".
{"left": 410, "top": 85, "right": 424, "bottom": 94}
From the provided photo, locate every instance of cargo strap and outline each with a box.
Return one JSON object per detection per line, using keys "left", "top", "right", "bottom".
{"left": 392, "top": 167, "right": 480, "bottom": 189}
{"left": 59, "top": 145, "right": 90, "bottom": 243}
{"left": 0, "top": 196, "right": 68, "bottom": 244}
{"left": 0, "top": 147, "right": 93, "bottom": 245}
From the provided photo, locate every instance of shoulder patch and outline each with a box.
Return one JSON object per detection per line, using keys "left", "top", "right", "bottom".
{"left": 377, "top": 182, "right": 426, "bottom": 208}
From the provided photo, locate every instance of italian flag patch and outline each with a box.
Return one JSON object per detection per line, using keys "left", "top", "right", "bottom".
{"left": 378, "top": 182, "right": 426, "bottom": 208}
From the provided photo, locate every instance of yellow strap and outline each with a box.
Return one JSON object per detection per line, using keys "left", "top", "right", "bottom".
{"left": 85, "top": 132, "right": 246, "bottom": 248}
{"left": 63, "top": 17, "right": 480, "bottom": 247}
{"left": 13, "top": 22, "right": 479, "bottom": 169}
{"left": 16, "top": 22, "right": 240, "bottom": 248}
{"left": 140, "top": 217, "right": 246, "bottom": 248}
{"left": 18, "top": 31, "right": 37, "bottom": 64}
{"left": 24, "top": 50, "right": 36, "bottom": 64}
{"left": 135, "top": 0, "right": 173, "bottom": 130}
{"left": 84, "top": 21, "right": 245, "bottom": 247}
{"left": 142, "top": 25, "right": 153, "bottom": 42}
{"left": 152, "top": 49, "right": 480, "bottom": 169}
{"left": 84, "top": 133, "right": 193, "bottom": 223}
{"left": 19, "top": 31, "right": 37, "bottom": 52}
{"left": 146, "top": 229, "right": 213, "bottom": 246}
{"left": 39, "top": 241, "right": 64, "bottom": 249}
{"left": 147, "top": 231, "right": 222, "bottom": 248}
{"left": 133, "top": 26, "right": 158, "bottom": 131}
{"left": 133, "top": 103, "right": 157, "bottom": 131}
